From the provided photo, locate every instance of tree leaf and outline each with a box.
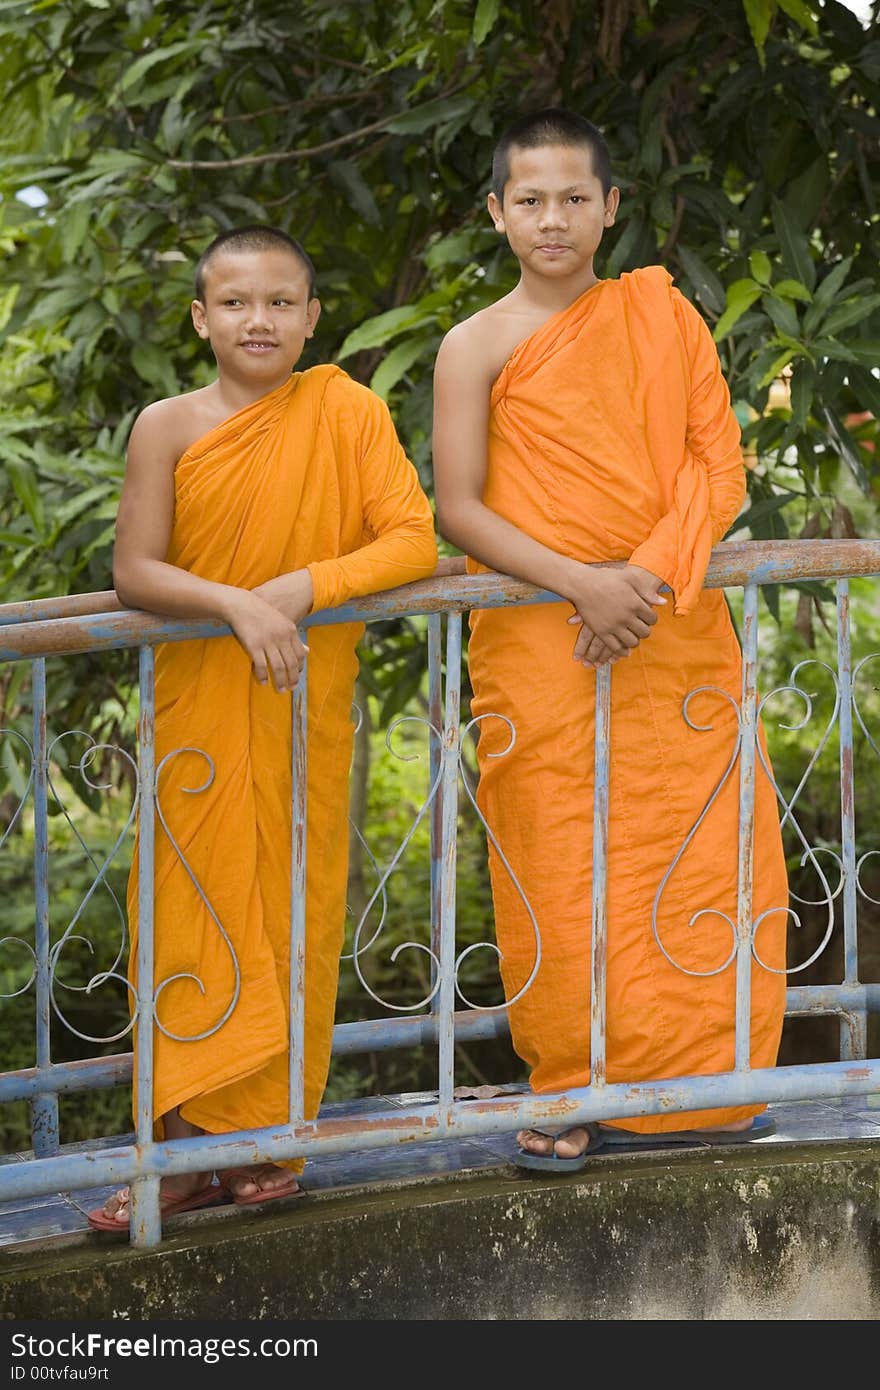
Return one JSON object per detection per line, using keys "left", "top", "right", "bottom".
{"left": 473, "top": 0, "right": 501, "bottom": 45}
{"left": 386, "top": 94, "right": 474, "bottom": 136}
{"left": 750, "top": 250, "right": 772, "bottom": 285}
{"left": 370, "top": 336, "right": 431, "bottom": 400}
{"left": 713, "top": 278, "right": 763, "bottom": 339}
{"left": 773, "top": 279, "right": 812, "bottom": 302}
{"left": 336, "top": 305, "right": 434, "bottom": 359}
{"left": 742, "top": 0, "right": 774, "bottom": 63}
{"left": 676, "top": 245, "right": 725, "bottom": 314}
{"left": 789, "top": 360, "right": 815, "bottom": 431}
{"left": 776, "top": 0, "right": 818, "bottom": 35}
{"left": 816, "top": 294, "right": 880, "bottom": 339}
{"left": 823, "top": 407, "right": 872, "bottom": 495}
{"left": 771, "top": 197, "right": 816, "bottom": 290}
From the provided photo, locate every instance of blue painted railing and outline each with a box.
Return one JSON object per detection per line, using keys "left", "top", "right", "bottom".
{"left": 1, "top": 538, "right": 879, "bottom": 1248}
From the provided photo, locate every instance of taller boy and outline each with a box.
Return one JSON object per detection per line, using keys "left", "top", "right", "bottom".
{"left": 432, "top": 109, "right": 789, "bottom": 1166}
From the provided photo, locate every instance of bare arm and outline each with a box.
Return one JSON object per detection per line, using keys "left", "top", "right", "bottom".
{"left": 113, "top": 400, "right": 308, "bottom": 690}
{"left": 431, "top": 325, "right": 664, "bottom": 664}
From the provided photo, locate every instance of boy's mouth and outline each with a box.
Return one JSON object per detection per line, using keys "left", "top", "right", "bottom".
{"left": 536, "top": 243, "right": 571, "bottom": 255}
{"left": 241, "top": 340, "right": 278, "bottom": 352}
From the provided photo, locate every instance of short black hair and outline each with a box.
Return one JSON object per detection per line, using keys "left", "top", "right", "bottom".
{"left": 194, "top": 225, "right": 317, "bottom": 301}
{"left": 491, "top": 107, "right": 613, "bottom": 202}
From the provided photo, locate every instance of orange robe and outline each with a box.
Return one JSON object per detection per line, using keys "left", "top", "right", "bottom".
{"left": 467, "top": 267, "right": 788, "bottom": 1132}
{"left": 128, "top": 365, "right": 436, "bottom": 1159}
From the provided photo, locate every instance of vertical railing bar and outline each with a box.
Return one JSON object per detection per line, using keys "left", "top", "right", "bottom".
{"left": 30, "top": 657, "right": 59, "bottom": 1155}
{"left": 437, "top": 613, "right": 461, "bottom": 1121}
{"left": 589, "top": 663, "right": 612, "bottom": 1087}
{"left": 836, "top": 580, "right": 859, "bottom": 987}
{"left": 129, "top": 646, "right": 160, "bottom": 1248}
{"left": 835, "top": 579, "right": 862, "bottom": 1059}
{"left": 428, "top": 613, "right": 443, "bottom": 1015}
{"left": 734, "top": 584, "right": 758, "bottom": 1072}
{"left": 289, "top": 664, "right": 308, "bottom": 1124}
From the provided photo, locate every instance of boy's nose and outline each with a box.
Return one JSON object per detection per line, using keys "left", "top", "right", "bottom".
{"left": 538, "top": 204, "right": 567, "bottom": 229}
{"left": 245, "top": 304, "right": 274, "bottom": 330}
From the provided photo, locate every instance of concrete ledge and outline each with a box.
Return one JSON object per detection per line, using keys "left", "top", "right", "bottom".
{"left": 1, "top": 1141, "right": 879, "bottom": 1320}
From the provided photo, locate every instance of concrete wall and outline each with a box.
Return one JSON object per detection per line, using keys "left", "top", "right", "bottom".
{"left": 2, "top": 1142, "right": 879, "bottom": 1320}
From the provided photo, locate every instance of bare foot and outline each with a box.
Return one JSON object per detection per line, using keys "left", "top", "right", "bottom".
{"left": 599, "top": 1117, "right": 756, "bottom": 1139}
{"left": 516, "top": 1126, "right": 598, "bottom": 1160}
{"left": 96, "top": 1171, "right": 216, "bottom": 1226}
{"left": 219, "top": 1163, "right": 303, "bottom": 1202}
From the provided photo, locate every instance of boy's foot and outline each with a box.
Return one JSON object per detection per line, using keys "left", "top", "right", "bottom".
{"left": 514, "top": 1124, "right": 604, "bottom": 1172}
{"left": 86, "top": 1172, "right": 221, "bottom": 1232}
{"left": 598, "top": 1115, "right": 776, "bottom": 1147}
{"left": 218, "top": 1163, "right": 305, "bottom": 1206}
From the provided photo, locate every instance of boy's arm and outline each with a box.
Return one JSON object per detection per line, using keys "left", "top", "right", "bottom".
{"left": 260, "top": 383, "right": 437, "bottom": 620}
{"left": 113, "top": 400, "right": 308, "bottom": 691}
{"left": 627, "top": 290, "right": 747, "bottom": 615}
{"left": 432, "top": 323, "right": 664, "bottom": 665}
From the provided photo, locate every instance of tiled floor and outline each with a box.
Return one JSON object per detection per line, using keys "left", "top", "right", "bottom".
{"left": 1, "top": 1090, "right": 878, "bottom": 1254}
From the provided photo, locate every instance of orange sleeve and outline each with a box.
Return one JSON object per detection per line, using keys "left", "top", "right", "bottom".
{"left": 307, "top": 380, "right": 437, "bottom": 613}
{"left": 629, "top": 287, "right": 746, "bottom": 613}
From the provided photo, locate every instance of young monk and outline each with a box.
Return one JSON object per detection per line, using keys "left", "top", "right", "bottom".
{"left": 432, "top": 109, "right": 789, "bottom": 1170}
{"left": 89, "top": 225, "right": 436, "bottom": 1229}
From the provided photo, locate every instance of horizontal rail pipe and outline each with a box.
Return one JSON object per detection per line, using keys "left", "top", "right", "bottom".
{"left": 2, "top": 1058, "right": 880, "bottom": 1205}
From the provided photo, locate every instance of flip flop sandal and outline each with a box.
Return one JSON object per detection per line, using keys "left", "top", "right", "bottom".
{"left": 218, "top": 1166, "right": 306, "bottom": 1206}
{"left": 600, "top": 1114, "right": 777, "bottom": 1148}
{"left": 513, "top": 1121, "right": 606, "bottom": 1173}
{"left": 86, "top": 1181, "right": 225, "bottom": 1233}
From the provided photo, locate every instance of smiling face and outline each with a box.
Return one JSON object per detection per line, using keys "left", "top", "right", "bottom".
{"left": 487, "top": 142, "right": 619, "bottom": 286}
{"left": 191, "top": 246, "right": 320, "bottom": 389}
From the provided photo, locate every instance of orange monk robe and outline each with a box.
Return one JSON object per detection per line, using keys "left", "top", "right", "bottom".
{"left": 127, "top": 365, "right": 436, "bottom": 1159}
{"left": 466, "top": 267, "right": 788, "bottom": 1132}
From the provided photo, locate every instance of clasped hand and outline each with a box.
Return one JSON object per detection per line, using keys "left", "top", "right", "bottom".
{"left": 227, "top": 569, "right": 314, "bottom": 692}
{"left": 567, "top": 563, "right": 667, "bottom": 668}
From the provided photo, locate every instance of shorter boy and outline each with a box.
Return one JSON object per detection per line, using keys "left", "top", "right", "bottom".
{"left": 90, "top": 225, "right": 436, "bottom": 1230}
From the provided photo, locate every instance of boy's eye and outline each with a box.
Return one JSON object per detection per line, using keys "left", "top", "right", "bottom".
{"left": 569, "top": 195, "right": 584, "bottom": 204}
{"left": 520, "top": 197, "right": 538, "bottom": 206}
{"left": 272, "top": 299, "right": 292, "bottom": 307}
{"left": 223, "top": 298, "right": 243, "bottom": 307}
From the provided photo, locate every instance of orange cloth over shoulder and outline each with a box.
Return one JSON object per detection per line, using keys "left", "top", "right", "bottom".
{"left": 127, "top": 366, "right": 436, "bottom": 1160}
{"left": 467, "top": 267, "right": 788, "bottom": 1131}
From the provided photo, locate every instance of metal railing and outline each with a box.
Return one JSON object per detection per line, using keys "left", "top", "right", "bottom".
{"left": 1, "top": 538, "right": 879, "bottom": 1247}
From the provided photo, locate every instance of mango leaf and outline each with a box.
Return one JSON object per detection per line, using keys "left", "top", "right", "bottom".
{"left": 789, "top": 360, "right": 815, "bottom": 431}
{"left": 823, "top": 407, "right": 872, "bottom": 495}
{"left": 776, "top": 0, "right": 818, "bottom": 34}
{"left": 728, "top": 489, "right": 800, "bottom": 535}
{"left": 119, "top": 40, "right": 206, "bottom": 94}
{"left": 336, "top": 305, "right": 435, "bottom": 359}
{"left": 676, "top": 245, "right": 725, "bottom": 314}
{"left": 773, "top": 279, "right": 812, "bottom": 302}
{"left": 473, "top": 0, "right": 501, "bottom": 45}
{"left": 370, "top": 336, "right": 431, "bottom": 400}
{"left": 816, "top": 294, "right": 880, "bottom": 340}
{"left": 329, "top": 161, "right": 381, "bottom": 227}
{"left": 763, "top": 293, "right": 800, "bottom": 339}
{"left": 386, "top": 94, "right": 474, "bottom": 135}
{"left": 749, "top": 250, "right": 772, "bottom": 285}
{"left": 713, "top": 278, "right": 763, "bottom": 339}
{"left": 743, "top": 0, "right": 774, "bottom": 62}
{"left": 759, "top": 346, "right": 797, "bottom": 389}
{"left": 771, "top": 197, "right": 816, "bottom": 291}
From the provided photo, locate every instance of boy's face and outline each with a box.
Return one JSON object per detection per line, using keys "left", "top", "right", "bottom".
{"left": 487, "top": 143, "right": 619, "bottom": 280}
{"left": 192, "top": 247, "right": 320, "bottom": 383}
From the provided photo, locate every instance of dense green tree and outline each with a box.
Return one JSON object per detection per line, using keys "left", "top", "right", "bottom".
{"left": 1, "top": 0, "right": 878, "bottom": 611}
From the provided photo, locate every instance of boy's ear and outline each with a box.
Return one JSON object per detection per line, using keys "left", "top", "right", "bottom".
{"left": 604, "top": 186, "right": 620, "bottom": 227}
{"left": 487, "top": 191, "right": 505, "bottom": 234}
{"left": 305, "top": 297, "right": 321, "bottom": 338}
{"left": 191, "top": 300, "right": 210, "bottom": 340}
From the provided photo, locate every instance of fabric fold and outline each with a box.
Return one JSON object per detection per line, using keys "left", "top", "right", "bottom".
{"left": 128, "top": 365, "right": 436, "bottom": 1158}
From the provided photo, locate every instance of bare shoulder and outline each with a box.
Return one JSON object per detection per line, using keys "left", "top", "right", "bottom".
{"left": 127, "top": 386, "right": 219, "bottom": 467}
{"left": 436, "top": 296, "right": 524, "bottom": 388}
